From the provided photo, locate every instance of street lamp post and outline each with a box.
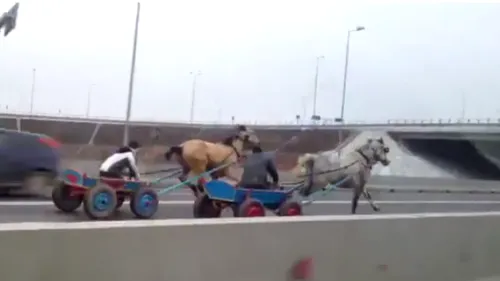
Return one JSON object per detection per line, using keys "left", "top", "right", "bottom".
{"left": 301, "top": 96, "right": 307, "bottom": 123}
{"left": 123, "top": 2, "right": 141, "bottom": 146}
{"left": 86, "top": 84, "right": 94, "bottom": 118}
{"left": 338, "top": 26, "right": 365, "bottom": 156}
{"left": 312, "top": 55, "right": 325, "bottom": 118}
{"left": 30, "top": 68, "right": 36, "bottom": 115}
{"left": 339, "top": 26, "right": 365, "bottom": 123}
{"left": 189, "top": 71, "right": 202, "bottom": 123}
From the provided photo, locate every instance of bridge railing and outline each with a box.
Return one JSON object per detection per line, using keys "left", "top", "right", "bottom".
{"left": 1, "top": 110, "right": 500, "bottom": 127}
{"left": 386, "top": 118, "right": 500, "bottom": 125}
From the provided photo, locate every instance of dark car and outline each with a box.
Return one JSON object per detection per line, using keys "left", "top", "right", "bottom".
{"left": 0, "top": 128, "right": 60, "bottom": 197}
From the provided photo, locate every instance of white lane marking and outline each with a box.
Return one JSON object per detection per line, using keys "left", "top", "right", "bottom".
{"left": 0, "top": 211, "right": 500, "bottom": 231}
{"left": 1, "top": 200, "right": 500, "bottom": 206}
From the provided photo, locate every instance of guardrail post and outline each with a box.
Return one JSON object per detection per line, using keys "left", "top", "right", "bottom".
{"left": 16, "top": 117, "right": 21, "bottom": 132}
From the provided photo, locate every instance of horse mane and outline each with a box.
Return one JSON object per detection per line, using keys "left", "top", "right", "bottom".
{"left": 358, "top": 142, "right": 369, "bottom": 150}
{"left": 221, "top": 135, "right": 237, "bottom": 146}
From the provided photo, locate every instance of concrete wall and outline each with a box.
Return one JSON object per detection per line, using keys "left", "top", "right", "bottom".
{"left": 347, "top": 130, "right": 454, "bottom": 178}
{"left": 0, "top": 213, "right": 499, "bottom": 281}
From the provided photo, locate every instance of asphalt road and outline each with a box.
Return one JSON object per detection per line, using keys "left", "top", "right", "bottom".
{"left": 2, "top": 189, "right": 500, "bottom": 222}
{"left": 6, "top": 158, "right": 500, "bottom": 222}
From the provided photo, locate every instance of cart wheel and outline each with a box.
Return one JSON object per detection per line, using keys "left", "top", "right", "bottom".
{"left": 238, "top": 199, "right": 265, "bottom": 217}
{"left": 278, "top": 200, "right": 303, "bottom": 216}
{"left": 51, "top": 182, "right": 82, "bottom": 213}
{"left": 130, "top": 188, "right": 159, "bottom": 219}
{"left": 83, "top": 185, "right": 117, "bottom": 220}
{"left": 193, "top": 194, "right": 221, "bottom": 218}
{"left": 116, "top": 196, "right": 125, "bottom": 210}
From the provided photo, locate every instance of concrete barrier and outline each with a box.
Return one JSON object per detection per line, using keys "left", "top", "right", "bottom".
{"left": 1, "top": 213, "right": 500, "bottom": 281}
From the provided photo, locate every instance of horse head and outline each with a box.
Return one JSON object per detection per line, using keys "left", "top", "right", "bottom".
{"left": 236, "top": 125, "right": 260, "bottom": 149}
{"left": 363, "top": 137, "right": 390, "bottom": 166}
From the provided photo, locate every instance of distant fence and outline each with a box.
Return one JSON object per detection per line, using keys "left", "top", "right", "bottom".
{"left": 1, "top": 111, "right": 500, "bottom": 127}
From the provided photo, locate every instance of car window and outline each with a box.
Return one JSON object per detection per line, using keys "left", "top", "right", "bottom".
{"left": 0, "top": 132, "right": 34, "bottom": 149}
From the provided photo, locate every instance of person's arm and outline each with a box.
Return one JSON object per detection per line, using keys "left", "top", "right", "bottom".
{"left": 266, "top": 159, "right": 279, "bottom": 184}
{"left": 125, "top": 152, "right": 141, "bottom": 180}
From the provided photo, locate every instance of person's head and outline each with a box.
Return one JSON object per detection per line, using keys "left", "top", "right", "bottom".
{"left": 236, "top": 125, "right": 260, "bottom": 149}
{"left": 116, "top": 141, "right": 140, "bottom": 154}
{"left": 128, "top": 140, "right": 140, "bottom": 150}
{"left": 252, "top": 146, "right": 263, "bottom": 153}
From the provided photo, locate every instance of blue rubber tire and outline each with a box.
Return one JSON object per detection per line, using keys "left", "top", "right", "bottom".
{"left": 83, "top": 185, "right": 117, "bottom": 220}
{"left": 130, "top": 188, "right": 159, "bottom": 219}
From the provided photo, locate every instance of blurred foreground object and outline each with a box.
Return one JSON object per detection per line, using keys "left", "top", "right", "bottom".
{"left": 288, "top": 257, "right": 314, "bottom": 280}
{"left": 0, "top": 3, "right": 19, "bottom": 37}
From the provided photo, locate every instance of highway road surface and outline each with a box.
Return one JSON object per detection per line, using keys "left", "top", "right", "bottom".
{"left": 1, "top": 190, "right": 500, "bottom": 222}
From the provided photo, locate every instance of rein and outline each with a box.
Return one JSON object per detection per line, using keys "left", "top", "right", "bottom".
{"left": 299, "top": 160, "right": 359, "bottom": 178}
{"left": 227, "top": 135, "right": 246, "bottom": 158}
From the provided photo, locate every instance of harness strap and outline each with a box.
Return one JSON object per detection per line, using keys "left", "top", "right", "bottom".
{"left": 355, "top": 149, "right": 371, "bottom": 165}
{"left": 226, "top": 135, "right": 245, "bottom": 158}
{"left": 230, "top": 143, "right": 241, "bottom": 158}
{"left": 300, "top": 150, "right": 370, "bottom": 178}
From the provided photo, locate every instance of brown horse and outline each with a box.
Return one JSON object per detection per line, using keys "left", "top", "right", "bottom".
{"left": 164, "top": 125, "right": 260, "bottom": 197}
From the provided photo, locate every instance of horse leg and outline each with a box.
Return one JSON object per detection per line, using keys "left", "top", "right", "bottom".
{"left": 178, "top": 165, "right": 189, "bottom": 182}
{"left": 206, "top": 163, "right": 222, "bottom": 180}
{"left": 188, "top": 163, "right": 209, "bottom": 198}
{"left": 179, "top": 170, "right": 202, "bottom": 198}
{"left": 184, "top": 174, "right": 201, "bottom": 198}
{"left": 177, "top": 166, "right": 198, "bottom": 197}
{"left": 351, "top": 187, "right": 362, "bottom": 214}
{"left": 182, "top": 177, "right": 199, "bottom": 198}
{"left": 359, "top": 164, "right": 379, "bottom": 212}
{"left": 362, "top": 189, "right": 380, "bottom": 212}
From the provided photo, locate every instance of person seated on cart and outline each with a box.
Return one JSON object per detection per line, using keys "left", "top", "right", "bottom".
{"left": 240, "top": 146, "right": 279, "bottom": 190}
{"left": 99, "top": 141, "right": 141, "bottom": 180}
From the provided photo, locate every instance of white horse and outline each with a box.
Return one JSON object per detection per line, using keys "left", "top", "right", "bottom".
{"left": 294, "top": 138, "right": 391, "bottom": 214}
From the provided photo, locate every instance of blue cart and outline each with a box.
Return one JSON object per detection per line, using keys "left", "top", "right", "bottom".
{"left": 193, "top": 180, "right": 305, "bottom": 218}
{"left": 52, "top": 169, "right": 159, "bottom": 220}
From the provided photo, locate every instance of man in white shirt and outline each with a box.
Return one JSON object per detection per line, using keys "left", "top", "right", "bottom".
{"left": 99, "top": 141, "right": 141, "bottom": 180}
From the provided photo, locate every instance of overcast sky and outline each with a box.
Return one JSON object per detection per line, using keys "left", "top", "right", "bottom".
{"left": 1, "top": 1, "right": 499, "bottom": 124}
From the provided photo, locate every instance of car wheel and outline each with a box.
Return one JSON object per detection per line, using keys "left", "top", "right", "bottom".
{"left": 19, "top": 172, "right": 55, "bottom": 198}
{"left": 0, "top": 188, "right": 11, "bottom": 197}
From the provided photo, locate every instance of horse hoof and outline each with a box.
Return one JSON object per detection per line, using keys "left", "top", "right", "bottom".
{"left": 373, "top": 206, "right": 381, "bottom": 212}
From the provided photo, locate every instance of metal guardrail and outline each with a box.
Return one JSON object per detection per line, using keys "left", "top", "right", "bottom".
{"left": 0, "top": 111, "right": 500, "bottom": 128}
{"left": 370, "top": 186, "right": 500, "bottom": 195}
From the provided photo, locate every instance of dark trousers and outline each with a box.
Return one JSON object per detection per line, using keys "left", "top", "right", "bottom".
{"left": 99, "top": 171, "right": 121, "bottom": 178}
{"left": 242, "top": 183, "right": 270, "bottom": 190}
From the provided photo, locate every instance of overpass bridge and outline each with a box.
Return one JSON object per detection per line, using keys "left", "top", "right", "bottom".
{"left": 1, "top": 112, "right": 500, "bottom": 178}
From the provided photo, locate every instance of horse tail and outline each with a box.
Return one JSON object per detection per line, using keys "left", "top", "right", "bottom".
{"left": 165, "top": 146, "right": 183, "bottom": 160}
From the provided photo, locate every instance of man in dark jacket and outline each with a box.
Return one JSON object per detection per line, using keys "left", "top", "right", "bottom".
{"left": 240, "top": 146, "right": 279, "bottom": 189}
